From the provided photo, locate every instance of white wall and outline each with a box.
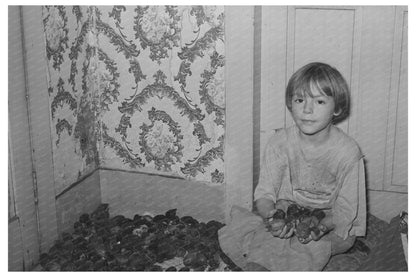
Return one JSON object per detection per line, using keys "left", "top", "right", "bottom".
{"left": 99, "top": 168, "right": 225, "bottom": 223}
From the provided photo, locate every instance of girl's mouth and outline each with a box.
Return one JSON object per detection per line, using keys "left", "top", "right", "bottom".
{"left": 301, "top": 119, "right": 315, "bottom": 124}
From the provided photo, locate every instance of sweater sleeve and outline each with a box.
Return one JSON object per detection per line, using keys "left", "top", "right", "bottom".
{"left": 254, "top": 135, "right": 287, "bottom": 203}
{"left": 332, "top": 158, "right": 367, "bottom": 239}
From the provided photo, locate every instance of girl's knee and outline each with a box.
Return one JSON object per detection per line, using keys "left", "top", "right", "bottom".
{"left": 331, "top": 235, "right": 356, "bottom": 255}
{"left": 245, "top": 262, "right": 269, "bottom": 271}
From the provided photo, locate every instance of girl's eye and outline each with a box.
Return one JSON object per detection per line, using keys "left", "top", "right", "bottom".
{"left": 294, "top": 98, "right": 304, "bottom": 103}
{"left": 317, "top": 100, "right": 326, "bottom": 105}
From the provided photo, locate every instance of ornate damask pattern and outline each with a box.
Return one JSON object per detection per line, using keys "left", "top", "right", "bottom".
{"left": 43, "top": 5, "right": 225, "bottom": 187}
{"left": 43, "top": 6, "right": 69, "bottom": 70}
{"left": 43, "top": 6, "right": 100, "bottom": 192}
{"left": 134, "top": 6, "right": 182, "bottom": 64}
{"left": 139, "top": 107, "right": 184, "bottom": 171}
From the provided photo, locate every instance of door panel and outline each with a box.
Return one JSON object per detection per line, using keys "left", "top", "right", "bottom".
{"left": 357, "top": 7, "right": 396, "bottom": 190}
{"left": 286, "top": 7, "right": 359, "bottom": 134}
{"left": 8, "top": 6, "right": 40, "bottom": 270}
{"left": 391, "top": 10, "right": 408, "bottom": 189}
{"left": 384, "top": 7, "right": 408, "bottom": 192}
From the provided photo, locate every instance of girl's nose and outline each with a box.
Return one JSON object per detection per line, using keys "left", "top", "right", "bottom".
{"left": 303, "top": 100, "right": 313, "bottom": 114}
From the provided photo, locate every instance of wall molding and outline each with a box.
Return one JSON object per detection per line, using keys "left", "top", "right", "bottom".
{"left": 383, "top": 6, "right": 408, "bottom": 193}
{"left": 9, "top": 6, "right": 41, "bottom": 269}
{"left": 368, "top": 188, "right": 407, "bottom": 195}
{"left": 224, "top": 6, "right": 254, "bottom": 222}
{"left": 55, "top": 164, "right": 229, "bottom": 200}
{"left": 55, "top": 167, "right": 100, "bottom": 199}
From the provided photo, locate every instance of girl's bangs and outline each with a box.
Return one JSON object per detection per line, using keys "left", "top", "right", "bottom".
{"left": 294, "top": 75, "right": 332, "bottom": 98}
{"left": 311, "top": 74, "right": 334, "bottom": 97}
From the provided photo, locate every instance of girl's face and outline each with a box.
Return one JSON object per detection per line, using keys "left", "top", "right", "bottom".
{"left": 290, "top": 84, "right": 337, "bottom": 138}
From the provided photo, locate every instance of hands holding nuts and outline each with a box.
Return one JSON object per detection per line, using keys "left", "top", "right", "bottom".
{"left": 264, "top": 208, "right": 294, "bottom": 239}
{"left": 263, "top": 201, "right": 334, "bottom": 244}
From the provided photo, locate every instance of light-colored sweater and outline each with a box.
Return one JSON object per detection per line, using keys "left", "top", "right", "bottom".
{"left": 254, "top": 125, "right": 366, "bottom": 239}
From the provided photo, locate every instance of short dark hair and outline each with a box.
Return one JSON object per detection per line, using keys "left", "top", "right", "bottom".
{"left": 285, "top": 62, "right": 350, "bottom": 123}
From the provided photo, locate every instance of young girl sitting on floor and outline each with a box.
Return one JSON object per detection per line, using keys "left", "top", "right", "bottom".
{"left": 218, "top": 62, "right": 366, "bottom": 271}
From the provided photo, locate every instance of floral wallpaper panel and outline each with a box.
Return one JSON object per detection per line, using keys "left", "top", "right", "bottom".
{"left": 43, "top": 5, "right": 225, "bottom": 192}
{"left": 43, "top": 6, "right": 100, "bottom": 194}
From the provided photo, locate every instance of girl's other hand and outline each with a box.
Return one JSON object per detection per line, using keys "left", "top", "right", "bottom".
{"left": 266, "top": 209, "right": 277, "bottom": 219}
{"left": 271, "top": 224, "right": 295, "bottom": 239}
{"left": 297, "top": 222, "right": 335, "bottom": 244}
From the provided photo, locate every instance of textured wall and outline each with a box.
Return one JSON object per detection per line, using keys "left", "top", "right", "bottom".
{"left": 42, "top": 5, "right": 226, "bottom": 193}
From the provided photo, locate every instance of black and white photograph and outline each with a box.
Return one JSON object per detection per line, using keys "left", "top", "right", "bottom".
{"left": 7, "top": 3, "right": 410, "bottom": 272}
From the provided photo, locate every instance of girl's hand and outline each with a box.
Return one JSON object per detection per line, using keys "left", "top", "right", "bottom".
{"left": 265, "top": 209, "right": 277, "bottom": 219}
{"left": 297, "top": 222, "right": 335, "bottom": 244}
{"left": 271, "top": 224, "right": 295, "bottom": 239}
{"left": 275, "top": 199, "right": 296, "bottom": 211}
{"left": 263, "top": 209, "right": 295, "bottom": 239}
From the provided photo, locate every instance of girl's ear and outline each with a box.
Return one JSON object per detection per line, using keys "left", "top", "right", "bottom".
{"left": 333, "top": 109, "right": 342, "bottom": 116}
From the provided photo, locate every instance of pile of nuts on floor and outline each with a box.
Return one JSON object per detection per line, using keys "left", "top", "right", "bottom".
{"left": 37, "top": 204, "right": 241, "bottom": 271}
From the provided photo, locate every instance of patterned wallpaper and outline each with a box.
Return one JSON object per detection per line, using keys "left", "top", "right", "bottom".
{"left": 43, "top": 6, "right": 225, "bottom": 193}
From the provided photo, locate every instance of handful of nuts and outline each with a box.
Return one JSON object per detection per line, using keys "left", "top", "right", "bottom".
{"left": 265, "top": 203, "right": 328, "bottom": 242}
